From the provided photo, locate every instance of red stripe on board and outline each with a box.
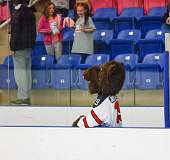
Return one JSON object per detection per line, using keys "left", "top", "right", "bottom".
{"left": 83, "top": 117, "right": 89, "bottom": 128}
{"left": 91, "top": 110, "right": 103, "bottom": 125}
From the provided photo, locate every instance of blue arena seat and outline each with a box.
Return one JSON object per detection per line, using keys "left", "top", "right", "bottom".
{"left": 134, "top": 53, "right": 164, "bottom": 90}
{"left": 93, "top": 20, "right": 113, "bottom": 30}
{"left": 0, "top": 55, "right": 17, "bottom": 89}
{"left": 139, "top": 7, "right": 166, "bottom": 37}
{"left": 3, "top": 54, "right": 14, "bottom": 68}
{"left": 32, "top": 33, "right": 47, "bottom": 56}
{"left": 114, "top": 54, "right": 138, "bottom": 89}
{"left": 93, "top": 8, "right": 117, "bottom": 21}
{"left": 113, "top": 7, "right": 144, "bottom": 37}
{"left": 110, "top": 29, "right": 141, "bottom": 59}
{"left": 35, "top": 33, "right": 44, "bottom": 45}
{"left": 148, "top": 7, "right": 166, "bottom": 17}
{"left": 77, "top": 54, "right": 110, "bottom": 90}
{"left": 50, "top": 54, "right": 81, "bottom": 89}
{"left": 68, "top": 9, "right": 75, "bottom": 19}
{"left": 136, "top": 29, "right": 165, "bottom": 61}
{"left": 93, "top": 8, "right": 117, "bottom": 30}
{"left": 145, "top": 29, "right": 166, "bottom": 42}
{"left": 32, "top": 55, "right": 55, "bottom": 89}
{"left": 62, "top": 30, "right": 74, "bottom": 54}
{"left": 93, "top": 30, "right": 114, "bottom": 54}
{"left": 141, "top": 53, "right": 164, "bottom": 88}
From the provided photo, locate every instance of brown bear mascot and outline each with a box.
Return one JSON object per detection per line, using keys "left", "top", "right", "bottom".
{"left": 72, "top": 61, "right": 125, "bottom": 128}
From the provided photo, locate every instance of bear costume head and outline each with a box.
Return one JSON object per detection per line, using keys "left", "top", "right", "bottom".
{"left": 83, "top": 60, "right": 125, "bottom": 96}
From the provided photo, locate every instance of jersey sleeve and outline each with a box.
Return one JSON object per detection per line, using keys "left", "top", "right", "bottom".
{"left": 77, "top": 96, "right": 107, "bottom": 128}
{"left": 113, "top": 101, "right": 123, "bottom": 127}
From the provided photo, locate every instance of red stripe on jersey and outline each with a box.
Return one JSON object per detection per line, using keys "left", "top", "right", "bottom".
{"left": 91, "top": 110, "right": 103, "bottom": 125}
{"left": 114, "top": 101, "right": 121, "bottom": 113}
{"left": 114, "top": 101, "right": 122, "bottom": 123}
{"left": 83, "top": 117, "right": 89, "bottom": 128}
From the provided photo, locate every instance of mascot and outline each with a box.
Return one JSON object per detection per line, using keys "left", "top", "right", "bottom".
{"left": 72, "top": 61, "right": 125, "bottom": 128}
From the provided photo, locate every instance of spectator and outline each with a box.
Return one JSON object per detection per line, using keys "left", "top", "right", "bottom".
{"left": 10, "top": 0, "right": 36, "bottom": 105}
{"left": 70, "top": 2, "right": 96, "bottom": 63}
{"left": 38, "top": 2, "right": 63, "bottom": 61}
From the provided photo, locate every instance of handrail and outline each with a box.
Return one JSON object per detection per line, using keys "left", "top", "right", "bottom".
{"left": 0, "top": 18, "right": 11, "bottom": 29}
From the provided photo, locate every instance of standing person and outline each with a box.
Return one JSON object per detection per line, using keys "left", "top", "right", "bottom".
{"left": 38, "top": 2, "right": 63, "bottom": 61}
{"left": 71, "top": 2, "right": 96, "bottom": 63}
{"left": 51, "top": 0, "right": 69, "bottom": 17}
{"left": 10, "top": 0, "right": 36, "bottom": 105}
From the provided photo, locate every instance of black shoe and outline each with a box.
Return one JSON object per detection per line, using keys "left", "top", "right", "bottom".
{"left": 10, "top": 99, "right": 31, "bottom": 106}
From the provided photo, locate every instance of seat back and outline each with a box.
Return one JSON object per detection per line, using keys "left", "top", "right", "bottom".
{"left": 143, "top": 53, "right": 164, "bottom": 69}
{"left": 120, "top": 7, "right": 144, "bottom": 19}
{"left": 36, "top": 33, "right": 44, "bottom": 45}
{"left": 145, "top": 29, "right": 165, "bottom": 41}
{"left": 114, "top": 54, "right": 138, "bottom": 66}
{"left": 93, "top": 8, "right": 117, "bottom": 21}
{"left": 63, "top": 30, "right": 74, "bottom": 41}
{"left": 117, "top": 29, "right": 141, "bottom": 42}
{"left": 93, "top": 30, "right": 114, "bottom": 43}
{"left": 148, "top": 7, "right": 166, "bottom": 17}
{"left": 85, "top": 54, "right": 110, "bottom": 66}
{"left": 3, "top": 55, "right": 14, "bottom": 68}
{"left": 57, "top": 54, "right": 81, "bottom": 67}
{"left": 32, "top": 34, "right": 47, "bottom": 56}
{"left": 32, "top": 55, "right": 54, "bottom": 69}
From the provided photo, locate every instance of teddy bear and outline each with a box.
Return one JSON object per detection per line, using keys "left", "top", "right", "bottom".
{"left": 72, "top": 60, "right": 125, "bottom": 128}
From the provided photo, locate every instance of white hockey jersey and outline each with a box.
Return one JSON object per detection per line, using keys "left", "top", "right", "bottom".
{"left": 77, "top": 95, "right": 122, "bottom": 128}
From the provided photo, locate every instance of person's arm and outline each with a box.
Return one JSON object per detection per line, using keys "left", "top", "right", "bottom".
{"left": 63, "top": 17, "right": 75, "bottom": 28}
{"left": 76, "top": 97, "right": 107, "bottom": 128}
{"left": 38, "top": 16, "right": 51, "bottom": 34}
{"left": 76, "top": 107, "right": 106, "bottom": 128}
{"left": 57, "top": 15, "right": 64, "bottom": 31}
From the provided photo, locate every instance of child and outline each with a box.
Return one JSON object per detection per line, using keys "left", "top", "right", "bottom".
{"left": 70, "top": 2, "right": 96, "bottom": 63}
{"left": 38, "top": 2, "right": 63, "bottom": 60}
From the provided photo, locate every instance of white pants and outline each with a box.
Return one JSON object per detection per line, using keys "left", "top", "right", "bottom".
{"left": 45, "top": 42, "right": 62, "bottom": 60}
{"left": 13, "top": 48, "right": 32, "bottom": 100}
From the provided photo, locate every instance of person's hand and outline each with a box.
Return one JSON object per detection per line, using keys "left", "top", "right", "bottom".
{"left": 72, "top": 115, "right": 85, "bottom": 127}
{"left": 75, "top": 28, "right": 85, "bottom": 32}
{"left": 63, "top": 17, "right": 75, "bottom": 28}
{"left": 166, "top": 17, "right": 170, "bottom": 25}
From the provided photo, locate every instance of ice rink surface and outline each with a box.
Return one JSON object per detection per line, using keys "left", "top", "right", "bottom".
{"left": 0, "top": 127, "right": 170, "bottom": 160}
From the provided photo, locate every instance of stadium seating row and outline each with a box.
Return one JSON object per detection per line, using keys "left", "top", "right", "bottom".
{"left": 91, "top": 7, "right": 166, "bottom": 36}
{"left": 62, "top": 29, "right": 166, "bottom": 62}
{"left": 90, "top": 0, "right": 168, "bottom": 14}
{"left": 0, "top": 53, "right": 165, "bottom": 90}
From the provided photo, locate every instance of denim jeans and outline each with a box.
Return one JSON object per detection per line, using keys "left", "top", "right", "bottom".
{"left": 13, "top": 48, "right": 32, "bottom": 99}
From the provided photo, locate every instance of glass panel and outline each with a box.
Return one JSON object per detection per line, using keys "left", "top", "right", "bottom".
{"left": 0, "top": 0, "right": 168, "bottom": 128}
